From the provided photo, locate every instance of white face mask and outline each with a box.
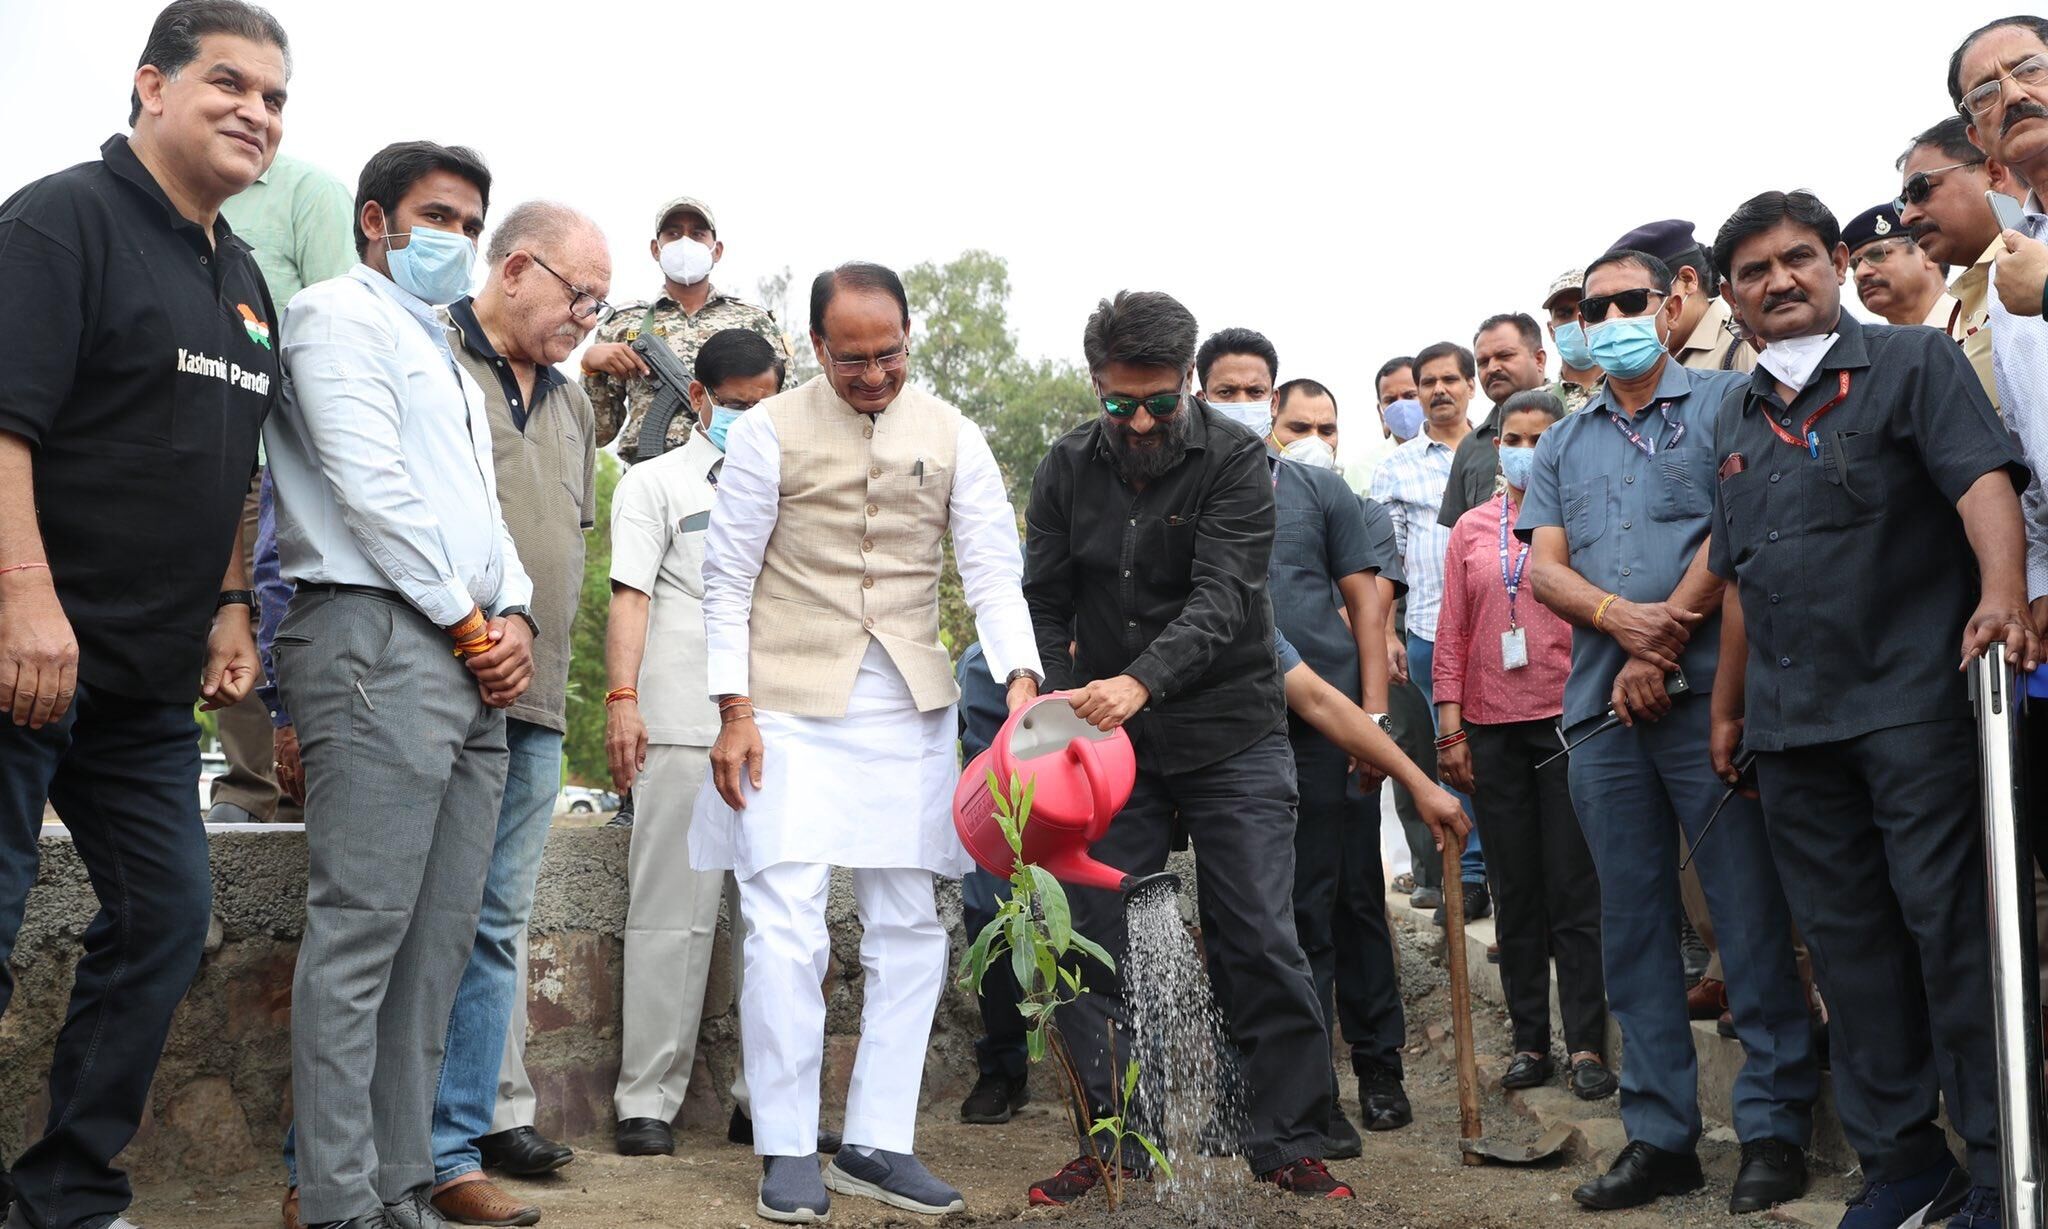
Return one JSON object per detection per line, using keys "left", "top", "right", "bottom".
{"left": 658, "top": 236, "right": 715, "bottom": 286}
{"left": 1756, "top": 331, "right": 1839, "bottom": 392}
{"left": 1205, "top": 398, "right": 1271, "bottom": 434}
{"left": 1281, "top": 435, "right": 1338, "bottom": 470}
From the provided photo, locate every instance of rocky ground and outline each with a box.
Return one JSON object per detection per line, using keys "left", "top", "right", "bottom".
{"left": 130, "top": 916, "right": 1856, "bottom": 1229}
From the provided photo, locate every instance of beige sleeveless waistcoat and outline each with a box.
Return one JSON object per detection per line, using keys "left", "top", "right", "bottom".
{"left": 749, "top": 376, "right": 962, "bottom": 717}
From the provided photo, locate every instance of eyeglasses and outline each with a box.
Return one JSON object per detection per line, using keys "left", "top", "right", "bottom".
{"left": 712, "top": 397, "right": 763, "bottom": 412}
{"left": 529, "top": 255, "right": 610, "bottom": 321}
{"left": 1578, "top": 288, "right": 1668, "bottom": 324}
{"left": 820, "top": 343, "right": 910, "bottom": 376}
{"left": 1960, "top": 52, "right": 2048, "bottom": 119}
{"left": 1850, "top": 237, "right": 1915, "bottom": 272}
{"left": 1099, "top": 392, "right": 1184, "bottom": 419}
{"left": 1895, "top": 160, "right": 1984, "bottom": 211}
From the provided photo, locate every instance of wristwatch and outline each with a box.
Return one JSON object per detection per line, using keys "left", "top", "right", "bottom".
{"left": 497, "top": 605, "right": 540, "bottom": 639}
{"left": 215, "top": 589, "right": 255, "bottom": 610}
{"left": 1367, "top": 712, "right": 1393, "bottom": 736}
{"left": 1006, "top": 668, "right": 1043, "bottom": 687}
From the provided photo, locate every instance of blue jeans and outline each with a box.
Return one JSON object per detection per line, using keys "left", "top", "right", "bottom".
{"left": 1568, "top": 696, "right": 1815, "bottom": 1152}
{"left": 1406, "top": 633, "right": 1485, "bottom": 884}
{"left": 1, "top": 686, "right": 211, "bottom": 1229}
{"left": 285, "top": 718, "right": 562, "bottom": 1187}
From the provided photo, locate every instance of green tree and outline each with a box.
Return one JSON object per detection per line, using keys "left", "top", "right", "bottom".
{"left": 563, "top": 451, "right": 622, "bottom": 785}
{"left": 903, "top": 250, "right": 1094, "bottom": 499}
{"left": 904, "top": 251, "right": 1092, "bottom": 656}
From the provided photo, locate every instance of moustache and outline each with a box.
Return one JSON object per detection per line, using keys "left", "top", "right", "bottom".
{"left": 1859, "top": 277, "right": 1890, "bottom": 293}
{"left": 1762, "top": 288, "right": 1809, "bottom": 312}
{"left": 1429, "top": 395, "right": 1455, "bottom": 407}
{"left": 1908, "top": 220, "right": 1940, "bottom": 243}
{"left": 2004, "top": 98, "right": 2048, "bottom": 136}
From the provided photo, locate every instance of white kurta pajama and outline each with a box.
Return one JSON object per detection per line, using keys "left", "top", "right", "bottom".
{"left": 692, "top": 395, "right": 1040, "bottom": 1158}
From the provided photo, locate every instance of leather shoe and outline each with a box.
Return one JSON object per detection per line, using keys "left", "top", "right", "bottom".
{"left": 1686, "top": 977, "right": 1727, "bottom": 1020}
{"left": 615, "top": 1117, "right": 675, "bottom": 1156}
{"left": 728, "top": 1106, "right": 841, "bottom": 1154}
{"left": 1323, "top": 1103, "right": 1362, "bottom": 1160}
{"left": 1572, "top": 1140, "right": 1704, "bottom": 1210}
{"left": 432, "top": 1179, "right": 541, "bottom": 1227}
{"left": 1501, "top": 1052, "right": 1552, "bottom": 1090}
{"left": 1729, "top": 1138, "right": 1807, "bottom": 1214}
{"left": 477, "top": 1127, "right": 572, "bottom": 1177}
{"left": 283, "top": 1186, "right": 303, "bottom": 1229}
{"left": 1569, "top": 1057, "right": 1619, "bottom": 1101}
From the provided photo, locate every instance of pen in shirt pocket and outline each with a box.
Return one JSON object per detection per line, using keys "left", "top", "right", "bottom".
{"left": 914, "top": 458, "right": 924, "bottom": 486}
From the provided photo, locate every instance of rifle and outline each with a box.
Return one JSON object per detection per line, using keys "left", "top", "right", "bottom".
{"left": 629, "top": 326, "right": 696, "bottom": 461}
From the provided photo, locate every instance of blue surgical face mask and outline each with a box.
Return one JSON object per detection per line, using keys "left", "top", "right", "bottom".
{"left": 384, "top": 227, "right": 476, "bottom": 305}
{"left": 1586, "top": 314, "right": 1666, "bottom": 380}
{"left": 1498, "top": 444, "right": 1538, "bottom": 491}
{"left": 1551, "top": 320, "right": 1595, "bottom": 371}
{"left": 706, "top": 406, "right": 744, "bottom": 451}
{"left": 1382, "top": 397, "right": 1425, "bottom": 441}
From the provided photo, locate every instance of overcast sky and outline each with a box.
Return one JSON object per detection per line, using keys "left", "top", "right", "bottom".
{"left": 0, "top": 0, "right": 2024, "bottom": 473}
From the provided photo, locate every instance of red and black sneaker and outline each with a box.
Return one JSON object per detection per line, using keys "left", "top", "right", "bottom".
{"left": 1027, "top": 1156, "right": 1140, "bottom": 1206}
{"left": 1259, "top": 1156, "right": 1354, "bottom": 1199}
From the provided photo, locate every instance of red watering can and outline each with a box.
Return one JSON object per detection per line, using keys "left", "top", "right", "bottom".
{"left": 952, "top": 692, "right": 1176, "bottom": 896}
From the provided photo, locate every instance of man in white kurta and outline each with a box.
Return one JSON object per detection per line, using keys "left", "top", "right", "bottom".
{"left": 692, "top": 263, "right": 1042, "bottom": 1223}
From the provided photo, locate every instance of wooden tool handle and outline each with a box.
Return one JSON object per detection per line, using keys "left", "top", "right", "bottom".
{"left": 1443, "top": 840, "right": 1484, "bottom": 1163}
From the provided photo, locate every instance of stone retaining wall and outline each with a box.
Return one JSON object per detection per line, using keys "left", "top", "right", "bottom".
{"left": 0, "top": 827, "right": 988, "bottom": 1179}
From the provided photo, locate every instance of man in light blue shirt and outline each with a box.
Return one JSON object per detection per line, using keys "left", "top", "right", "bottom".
{"left": 265, "top": 140, "right": 536, "bottom": 1229}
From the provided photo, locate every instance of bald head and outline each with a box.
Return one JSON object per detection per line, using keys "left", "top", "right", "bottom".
{"left": 478, "top": 200, "right": 611, "bottom": 366}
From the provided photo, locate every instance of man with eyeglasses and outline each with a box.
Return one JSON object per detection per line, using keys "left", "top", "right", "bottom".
{"left": 1520, "top": 249, "right": 1818, "bottom": 1215}
{"left": 1707, "top": 186, "right": 2032, "bottom": 1229}
{"left": 1608, "top": 219, "right": 1759, "bottom": 373}
{"left": 581, "top": 195, "right": 793, "bottom": 464}
{"left": 1845, "top": 203, "right": 1955, "bottom": 328}
{"left": 692, "top": 262, "right": 1039, "bottom": 1222}
{"left": 603, "top": 328, "right": 789, "bottom": 1166}
{"left": 1896, "top": 115, "right": 2023, "bottom": 406}
{"left": 1952, "top": 18, "right": 2048, "bottom": 635}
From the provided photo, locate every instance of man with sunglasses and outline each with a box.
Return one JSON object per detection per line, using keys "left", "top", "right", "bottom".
{"left": 1521, "top": 249, "right": 1818, "bottom": 1215}
{"left": 1895, "top": 117, "right": 2019, "bottom": 407}
{"left": 581, "top": 195, "right": 794, "bottom": 464}
{"left": 1707, "top": 188, "right": 2032, "bottom": 1229}
{"left": 694, "top": 262, "right": 1039, "bottom": 1222}
{"left": 1609, "top": 219, "right": 1759, "bottom": 374}
{"left": 1845, "top": 203, "right": 1955, "bottom": 329}
{"left": 1022, "top": 291, "right": 1349, "bottom": 1202}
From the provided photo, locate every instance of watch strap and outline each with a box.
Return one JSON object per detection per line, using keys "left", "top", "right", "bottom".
{"left": 216, "top": 589, "right": 255, "bottom": 610}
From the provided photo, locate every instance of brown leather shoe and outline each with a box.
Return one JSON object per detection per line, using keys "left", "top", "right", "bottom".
{"left": 282, "top": 1186, "right": 302, "bottom": 1229}
{"left": 1685, "top": 977, "right": 1727, "bottom": 1020}
{"left": 432, "top": 1178, "right": 542, "bottom": 1227}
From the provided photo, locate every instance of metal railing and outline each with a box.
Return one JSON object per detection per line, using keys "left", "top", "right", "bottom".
{"left": 1972, "top": 647, "right": 2043, "bottom": 1229}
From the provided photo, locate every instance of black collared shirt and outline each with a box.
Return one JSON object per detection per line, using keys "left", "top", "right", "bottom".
{"left": 1023, "top": 403, "right": 1286, "bottom": 775}
{"left": 0, "top": 135, "right": 277, "bottom": 701}
{"left": 448, "top": 295, "right": 565, "bottom": 433}
{"left": 1707, "top": 313, "right": 2026, "bottom": 750}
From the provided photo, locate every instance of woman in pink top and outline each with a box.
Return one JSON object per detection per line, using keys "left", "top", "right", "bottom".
{"left": 1432, "top": 389, "right": 1614, "bottom": 1102}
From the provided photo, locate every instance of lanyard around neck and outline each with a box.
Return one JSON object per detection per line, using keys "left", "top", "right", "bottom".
{"left": 1498, "top": 494, "right": 1529, "bottom": 627}
{"left": 1762, "top": 370, "right": 1852, "bottom": 456}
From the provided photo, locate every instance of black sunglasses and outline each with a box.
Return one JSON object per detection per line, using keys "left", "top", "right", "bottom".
{"left": 1894, "top": 160, "right": 1984, "bottom": 212}
{"left": 1100, "top": 392, "right": 1183, "bottom": 419}
{"left": 1578, "top": 288, "right": 1668, "bottom": 324}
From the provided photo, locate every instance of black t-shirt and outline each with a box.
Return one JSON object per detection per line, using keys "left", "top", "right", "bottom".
{"left": 0, "top": 135, "right": 277, "bottom": 701}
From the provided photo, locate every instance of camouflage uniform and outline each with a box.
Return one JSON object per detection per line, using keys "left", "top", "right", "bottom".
{"left": 1557, "top": 377, "right": 1600, "bottom": 416}
{"left": 583, "top": 288, "right": 794, "bottom": 462}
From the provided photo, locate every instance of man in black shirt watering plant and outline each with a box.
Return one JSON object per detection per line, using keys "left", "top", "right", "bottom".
{"left": 1020, "top": 289, "right": 1349, "bottom": 1203}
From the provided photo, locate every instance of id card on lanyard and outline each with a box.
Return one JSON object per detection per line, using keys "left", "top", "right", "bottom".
{"left": 1499, "top": 493, "right": 1530, "bottom": 670}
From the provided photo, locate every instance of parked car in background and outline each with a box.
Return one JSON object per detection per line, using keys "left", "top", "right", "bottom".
{"left": 559, "top": 785, "right": 621, "bottom": 815}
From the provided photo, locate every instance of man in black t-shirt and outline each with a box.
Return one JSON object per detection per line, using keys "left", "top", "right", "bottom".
{"left": 0, "top": 5, "right": 288, "bottom": 1228}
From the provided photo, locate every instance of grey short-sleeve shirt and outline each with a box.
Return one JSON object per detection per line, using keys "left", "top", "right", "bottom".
{"left": 1518, "top": 359, "right": 1747, "bottom": 727}
{"left": 1269, "top": 454, "right": 1387, "bottom": 700}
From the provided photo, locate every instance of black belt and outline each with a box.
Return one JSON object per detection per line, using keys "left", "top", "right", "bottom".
{"left": 298, "top": 582, "right": 407, "bottom": 604}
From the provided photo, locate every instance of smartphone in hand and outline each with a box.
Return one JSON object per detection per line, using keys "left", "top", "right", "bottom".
{"left": 1990, "top": 190, "right": 2027, "bottom": 234}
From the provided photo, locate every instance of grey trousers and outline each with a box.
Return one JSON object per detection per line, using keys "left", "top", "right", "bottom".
{"left": 277, "top": 590, "right": 505, "bottom": 1224}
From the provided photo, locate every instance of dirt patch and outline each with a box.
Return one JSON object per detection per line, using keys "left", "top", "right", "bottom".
{"left": 128, "top": 924, "right": 1851, "bottom": 1229}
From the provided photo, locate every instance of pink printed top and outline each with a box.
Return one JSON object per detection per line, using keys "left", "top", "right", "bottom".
{"left": 1432, "top": 495, "right": 1572, "bottom": 726}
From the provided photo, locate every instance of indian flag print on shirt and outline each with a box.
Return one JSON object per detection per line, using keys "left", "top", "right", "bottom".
{"left": 237, "top": 304, "right": 271, "bottom": 350}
